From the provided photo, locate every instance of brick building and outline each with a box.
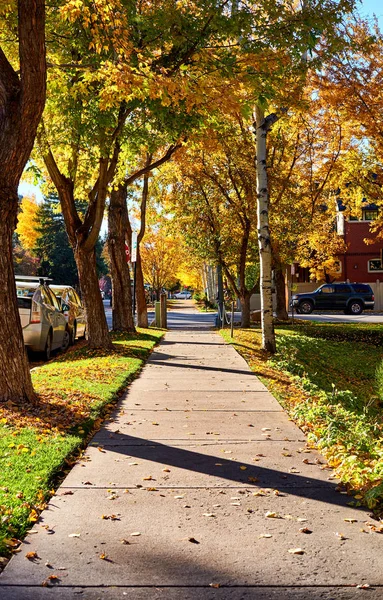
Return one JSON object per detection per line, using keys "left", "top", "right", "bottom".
{"left": 336, "top": 202, "right": 383, "bottom": 283}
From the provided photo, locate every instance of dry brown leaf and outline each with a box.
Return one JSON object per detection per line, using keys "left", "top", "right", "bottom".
{"left": 288, "top": 548, "right": 304, "bottom": 555}
{"left": 25, "top": 551, "right": 38, "bottom": 560}
{"left": 299, "top": 528, "right": 312, "bottom": 534}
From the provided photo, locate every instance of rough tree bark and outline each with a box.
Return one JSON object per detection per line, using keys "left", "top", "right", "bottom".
{"left": 135, "top": 248, "right": 148, "bottom": 328}
{"left": 0, "top": 0, "right": 46, "bottom": 402}
{"left": 274, "top": 259, "right": 288, "bottom": 320}
{"left": 135, "top": 167, "right": 151, "bottom": 328}
{"left": 254, "top": 105, "right": 277, "bottom": 353}
{"left": 108, "top": 146, "right": 181, "bottom": 330}
{"left": 108, "top": 184, "right": 135, "bottom": 332}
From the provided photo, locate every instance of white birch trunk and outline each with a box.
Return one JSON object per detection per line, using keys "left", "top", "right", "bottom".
{"left": 255, "top": 104, "right": 277, "bottom": 353}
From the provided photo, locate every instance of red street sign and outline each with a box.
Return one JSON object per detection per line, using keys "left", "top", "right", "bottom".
{"left": 125, "top": 242, "right": 131, "bottom": 263}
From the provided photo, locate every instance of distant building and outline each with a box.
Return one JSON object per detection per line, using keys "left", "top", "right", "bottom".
{"left": 335, "top": 200, "right": 382, "bottom": 283}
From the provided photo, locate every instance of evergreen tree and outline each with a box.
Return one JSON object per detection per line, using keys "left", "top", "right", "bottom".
{"left": 34, "top": 195, "right": 107, "bottom": 288}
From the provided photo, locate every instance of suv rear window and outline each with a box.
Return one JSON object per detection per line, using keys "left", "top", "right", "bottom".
{"left": 350, "top": 284, "right": 372, "bottom": 293}
{"left": 335, "top": 285, "right": 351, "bottom": 293}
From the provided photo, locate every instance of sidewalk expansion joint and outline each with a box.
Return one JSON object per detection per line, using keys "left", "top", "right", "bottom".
{"left": 1, "top": 584, "right": 382, "bottom": 590}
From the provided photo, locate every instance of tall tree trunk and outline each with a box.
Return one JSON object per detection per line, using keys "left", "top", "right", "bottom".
{"left": 108, "top": 185, "right": 135, "bottom": 332}
{"left": 0, "top": 190, "right": 36, "bottom": 402}
{"left": 255, "top": 105, "right": 276, "bottom": 353}
{"left": 75, "top": 247, "right": 112, "bottom": 349}
{"left": 274, "top": 262, "right": 288, "bottom": 320}
{"left": 0, "top": 0, "right": 46, "bottom": 402}
{"left": 239, "top": 293, "right": 251, "bottom": 328}
{"left": 136, "top": 248, "right": 148, "bottom": 328}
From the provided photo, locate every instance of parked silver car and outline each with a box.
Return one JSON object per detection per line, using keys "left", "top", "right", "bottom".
{"left": 16, "top": 277, "right": 70, "bottom": 359}
{"left": 50, "top": 284, "right": 86, "bottom": 344}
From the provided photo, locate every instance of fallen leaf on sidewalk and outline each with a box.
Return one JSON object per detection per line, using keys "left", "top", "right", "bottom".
{"left": 68, "top": 533, "right": 80, "bottom": 538}
{"left": 209, "top": 583, "right": 221, "bottom": 588}
{"left": 299, "top": 528, "right": 312, "bottom": 534}
{"left": 335, "top": 532, "right": 346, "bottom": 540}
{"left": 259, "top": 534, "right": 272, "bottom": 538}
{"left": 288, "top": 548, "right": 304, "bottom": 555}
{"left": 239, "top": 466, "right": 247, "bottom": 471}
{"left": 188, "top": 537, "right": 200, "bottom": 544}
{"left": 203, "top": 513, "right": 216, "bottom": 517}
{"left": 344, "top": 518, "right": 357, "bottom": 523}
{"left": 41, "top": 575, "right": 60, "bottom": 587}
{"left": 25, "top": 551, "right": 39, "bottom": 560}
{"left": 131, "top": 532, "right": 141, "bottom": 536}
{"left": 265, "top": 511, "right": 282, "bottom": 519}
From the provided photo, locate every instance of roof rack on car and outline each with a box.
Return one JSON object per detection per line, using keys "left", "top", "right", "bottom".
{"left": 15, "top": 275, "right": 53, "bottom": 284}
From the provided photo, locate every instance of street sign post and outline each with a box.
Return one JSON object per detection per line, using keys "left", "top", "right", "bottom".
{"left": 131, "top": 232, "right": 138, "bottom": 263}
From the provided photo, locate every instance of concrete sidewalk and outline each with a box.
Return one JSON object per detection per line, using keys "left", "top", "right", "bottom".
{"left": 1, "top": 316, "right": 382, "bottom": 599}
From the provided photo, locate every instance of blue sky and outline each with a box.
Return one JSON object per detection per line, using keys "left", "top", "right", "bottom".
{"left": 359, "top": 0, "right": 383, "bottom": 22}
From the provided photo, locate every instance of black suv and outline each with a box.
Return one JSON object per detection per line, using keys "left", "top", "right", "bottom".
{"left": 291, "top": 283, "right": 374, "bottom": 315}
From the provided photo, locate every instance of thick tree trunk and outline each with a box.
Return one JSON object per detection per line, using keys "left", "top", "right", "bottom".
{"left": 0, "top": 0, "right": 46, "bottom": 403}
{"left": 275, "top": 263, "right": 288, "bottom": 320}
{"left": 0, "top": 189, "right": 36, "bottom": 402}
{"left": 75, "top": 248, "right": 112, "bottom": 348}
{"left": 239, "top": 294, "right": 251, "bottom": 328}
{"left": 108, "top": 186, "right": 135, "bottom": 332}
{"left": 255, "top": 105, "right": 276, "bottom": 353}
{"left": 136, "top": 248, "right": 148, "bottom": 328}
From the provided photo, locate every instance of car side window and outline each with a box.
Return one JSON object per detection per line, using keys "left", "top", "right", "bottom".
{"left": 68, "top": 290, "right": 77, "bottom": 305}
{"left": 335, "top": 285, "right": 350, "bottom": 293}
{"left": 41, "top": 288, "right": 53, "bottom": 307}
{"left": 45, "top": 287, "right": 60, "bottom": 311}
{"left": 321, "top": 286, "right": 334, "bottom": 294}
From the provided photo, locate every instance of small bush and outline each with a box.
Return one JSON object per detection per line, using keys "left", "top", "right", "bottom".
{"left": 376, "top": 360, "right": 383, "bottom": 402}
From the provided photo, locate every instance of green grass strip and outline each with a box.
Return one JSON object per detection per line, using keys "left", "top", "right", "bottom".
{"left": 221, "top": 324, "right": 383, "bottom": 512}
{"left": 0, "top": 328, "right": 164, "bottom": 556}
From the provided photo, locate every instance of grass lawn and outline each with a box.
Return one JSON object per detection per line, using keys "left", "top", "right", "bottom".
{"left": 221, "top": 322, "right": 383, "bottom": 512}
{"left": 0, "top": 328, "right": 164, "bottom": 557}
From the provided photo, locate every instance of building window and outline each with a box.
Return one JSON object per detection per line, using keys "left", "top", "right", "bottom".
{"left": 368, "top": 258, "right": 383, "bottom": 272}
{"left": 363, "top": 210, "right": 378, "bottom": 221}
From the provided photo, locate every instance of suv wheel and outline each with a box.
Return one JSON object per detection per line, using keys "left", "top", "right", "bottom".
{"left": 70, "top": 322, "right": 77, "bottom": 346}
{"left": 298, "top": 300, "right": 314, "bottom": 314}
{"left": 61, "top": 328, "right": 70, "bottom": 352}
{"left": 348, "top": 300, "right": 363, "bottom": 315}
{"left": 43, "top": 331, "right": 53, "bottom": 361}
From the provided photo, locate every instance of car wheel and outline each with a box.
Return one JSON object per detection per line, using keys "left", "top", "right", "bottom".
{"left": 70, "top": 322, "right": 77, "bottom": 345}
{"left": 348, "top": 301, "right": 363, "bottom": 315}
{"left": 61, "top": 328, "right": 70, "bottom": 352}
{"left": 43, "top": 331, "right": 53, "bottom": 361}
{"left": 298, "top": 300, "right": 314, "bottom": 314}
